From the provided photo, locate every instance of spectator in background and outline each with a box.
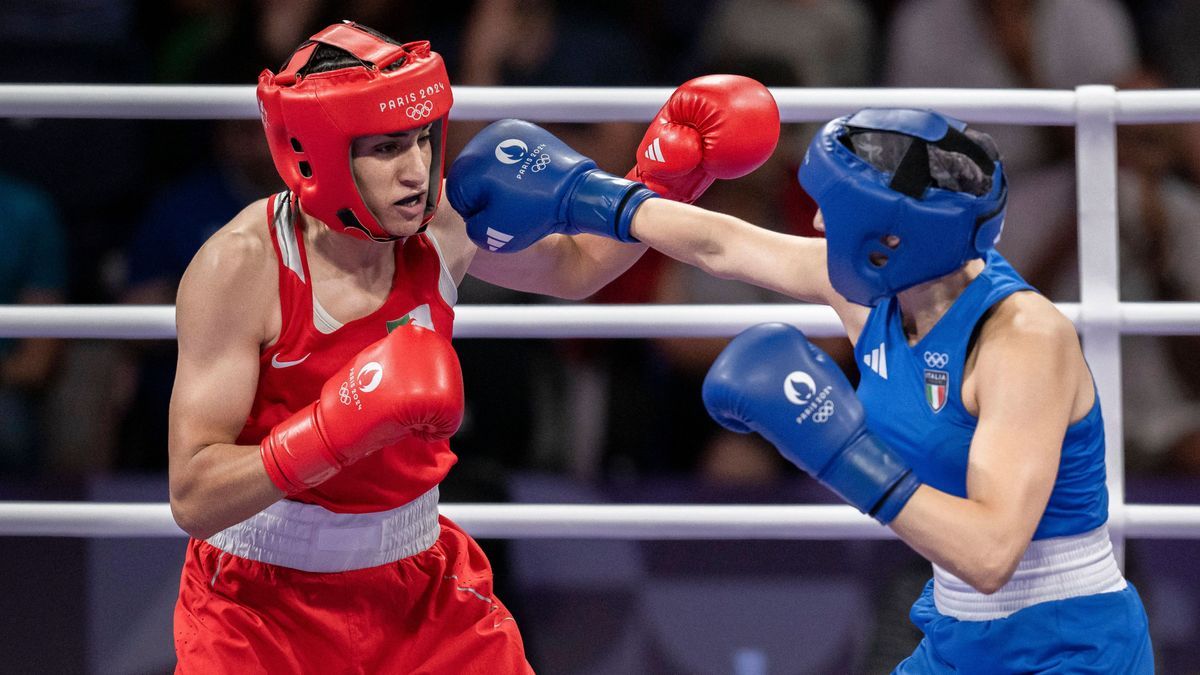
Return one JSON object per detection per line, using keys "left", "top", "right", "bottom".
{"left": 453, "top": 0, "right": 664, "bottom": 480}
{"left": 697, "top": 0, "right": 874, "bottom": 88}
{"left": 0, "top": 173, "right": 67, "bottom": 473}
{"left": 885, "top": 0, "right": 1138, "bottom": 173}
{"left": 884, "top": 0, "right": 1141, "bottom": 290}
{"left": 1134, "top": 0, "right": 1200, "bottom": 187}
{"left": 115, "top": 119, "right": 281, "bottom": 470}
{"left": 636, "top": 39, "right": 871, "bottom": 484}
{"left": 1048, "top": 70, "right": 1200, "bottom": 475}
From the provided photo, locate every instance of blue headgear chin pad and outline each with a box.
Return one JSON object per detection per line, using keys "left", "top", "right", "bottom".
{"left": 798, "top": 108, "right": 1007, "bottom": 306}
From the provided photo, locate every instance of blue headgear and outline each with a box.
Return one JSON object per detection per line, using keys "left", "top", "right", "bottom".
{"left": 798, "top": 108, "right": 1007, "bottom": 306}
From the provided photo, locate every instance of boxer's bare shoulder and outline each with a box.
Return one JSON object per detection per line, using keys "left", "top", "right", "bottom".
{"left": 177, "top": 196, "right": 281, "bottom": 349}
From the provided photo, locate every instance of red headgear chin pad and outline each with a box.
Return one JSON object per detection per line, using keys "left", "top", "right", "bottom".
{"left": 257, "top": 22, "right": 453, "bottom": 241}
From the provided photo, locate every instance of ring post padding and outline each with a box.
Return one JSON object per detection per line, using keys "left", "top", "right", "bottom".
{"left": 1075, "top": 85, "right": 1125, "bottom": 564}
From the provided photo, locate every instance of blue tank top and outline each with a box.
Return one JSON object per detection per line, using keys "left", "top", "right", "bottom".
{"left": 854, "top": 251, "right": 1107, "bottom": 540}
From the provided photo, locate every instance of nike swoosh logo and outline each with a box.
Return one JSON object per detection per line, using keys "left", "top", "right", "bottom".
{"left": 270, "top": 353, "right": 310, "bottom": 369}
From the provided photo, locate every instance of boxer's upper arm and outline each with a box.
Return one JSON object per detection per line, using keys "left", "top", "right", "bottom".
{"left": 964, "top": 298, "right": 1079, "bottom": 556}
{"left": 467, "top": 232, "right": 647, "bottom": 300}
{"left": 168, "top": 225, "right": 274, "bottom": 502}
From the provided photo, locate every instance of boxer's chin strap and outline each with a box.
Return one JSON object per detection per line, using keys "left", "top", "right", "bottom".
{"left": 338, "top": 210, "right": 402, "bottom": 242}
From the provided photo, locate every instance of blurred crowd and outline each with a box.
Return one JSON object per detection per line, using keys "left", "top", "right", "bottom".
{"left": 1, "top": 0, "right": 1198, "bottom": 493}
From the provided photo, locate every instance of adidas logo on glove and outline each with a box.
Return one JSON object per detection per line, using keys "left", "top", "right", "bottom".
{"left": 486, "top": 227, "right": 514, "bottom": 251}
{"left": 644, "top": 136, "right": 666, "bottom": 163}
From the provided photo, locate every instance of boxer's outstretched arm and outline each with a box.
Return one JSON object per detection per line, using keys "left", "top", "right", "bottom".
{"left": 445, "top": 75, "right": 781, "bottom": 303}
{"left": 428, "top": 180, "right": 651, "bottom": 301}
{"left": 168, "top": 210, "right": 284, "bottom": 539}
{"left": 630, "top": 199, "right": 869, "bottom": 343}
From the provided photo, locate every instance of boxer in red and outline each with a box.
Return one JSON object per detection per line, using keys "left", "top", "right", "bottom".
{"left": 167, "top": 21, "right": 779, "bottom": 673}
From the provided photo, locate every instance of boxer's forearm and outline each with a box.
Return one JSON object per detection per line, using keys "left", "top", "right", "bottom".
{"left": 890, "top": 486, "right": 1034, "bottom": 595}
{"left": 630, "top": 199, "right": 834, "bottom": 304}
{"left": 169, "top": 442, "right": 284, "bottom": 540}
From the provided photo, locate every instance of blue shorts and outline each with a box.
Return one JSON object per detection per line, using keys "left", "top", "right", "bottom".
{"left": 894, "top": 580, "right": 1153, "bottom": 674}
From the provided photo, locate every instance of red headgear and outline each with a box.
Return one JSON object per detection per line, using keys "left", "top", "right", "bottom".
{"left": 257, "top": 22, "right": 453, "bottom": 241}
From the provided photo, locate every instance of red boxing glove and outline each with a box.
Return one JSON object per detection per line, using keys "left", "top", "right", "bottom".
{"left": 259, "top": 324, "right": 464, "bottom": 494}
{"left": 626, "top": 74, "right": 780, "bottom": 204}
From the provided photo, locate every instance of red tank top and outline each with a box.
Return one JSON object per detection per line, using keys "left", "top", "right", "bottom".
{"left": 237, "top": 192, "right": 458, "bottom": 513}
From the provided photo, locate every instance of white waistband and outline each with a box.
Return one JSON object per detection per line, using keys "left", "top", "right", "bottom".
{"left": 205, "top": 486, "right": 441, "bottom": 573}
{"left": 933, "top": 525, "right": 1127, "bottom": 622}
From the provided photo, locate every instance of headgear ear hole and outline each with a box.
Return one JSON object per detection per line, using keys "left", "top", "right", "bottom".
{"left": 882, "top": 235, "right": 901, "bottom": 250}
{"left": 869, "top": 252, "right": 890, "bottom": 268}
{"left": 299, "top": 161, "right": 312, "bottom": 178}
{"left": 290, "top": 138, "right": 304, "bottom": 153}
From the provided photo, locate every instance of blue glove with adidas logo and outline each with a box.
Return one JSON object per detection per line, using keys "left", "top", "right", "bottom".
{"left": 446, "top": 119, "right": 659, "bottom": 253}
{"left": 702, "top": 323, "right": 921, "bottom": 524}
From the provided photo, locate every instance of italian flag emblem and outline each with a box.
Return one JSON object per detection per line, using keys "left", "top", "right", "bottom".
{"left": 924, "top": 369, "right": 949, "bottom": 413}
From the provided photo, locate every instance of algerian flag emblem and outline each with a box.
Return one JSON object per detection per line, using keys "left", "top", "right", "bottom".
{"left": 386, "top": 303, "right": 433, "bottom": 333}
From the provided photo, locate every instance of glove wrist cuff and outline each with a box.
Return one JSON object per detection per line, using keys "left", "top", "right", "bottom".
{"left": 568, "top": 171, "right": 658, "bottom": 242}
{"left": 260, "top": 403, "right": 341, "bottom": 494}
{"left": 817, "top": 431, "right": 920, "bottom": 524}
{"left": 872, "top": 471, "right": 921, "bottom": 525}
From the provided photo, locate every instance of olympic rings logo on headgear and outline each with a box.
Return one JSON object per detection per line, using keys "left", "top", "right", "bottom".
{"left": 406, "top": 101, "right": 434, "bottom": 120}
{"left": 812, "top": 400, "right": 835, "bottom": 423}
{"left": 530, "top": 154, "right": 552, "bottom": 172}
{"left": 924, "top": 351, "right": 949, "bottom": 369}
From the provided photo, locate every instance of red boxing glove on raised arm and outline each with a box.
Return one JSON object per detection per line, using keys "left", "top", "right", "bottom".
{"left": 627, "top": 74, "right": 780, "bottom": 204}
{"left": 259, "top": 324, "right": 464, "bottom": 495}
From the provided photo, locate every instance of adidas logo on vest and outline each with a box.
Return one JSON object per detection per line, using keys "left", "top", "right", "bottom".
{"left": 863, "top": 342, "right": 887, "bottom": 379}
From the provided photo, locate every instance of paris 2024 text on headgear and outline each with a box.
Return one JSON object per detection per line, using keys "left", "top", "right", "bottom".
{"left": 257, "top": 21, "right": 453, "bottom": 242}
{"left": 798, "top": 108, "right": 1008, "bottom": 306}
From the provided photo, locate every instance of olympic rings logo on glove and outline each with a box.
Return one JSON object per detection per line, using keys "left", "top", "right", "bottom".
{"left": 812, "top": 400, "right": 835, "bottom": 423}
{"left": 406, "top": 101, "right": 434, "bottom": 120}
{"left": 530, "top": 154, "right": 552, "bottom": 172}
{"left": 338, "top": 383, "right": 353, "bottom": 406}
{"left": 923, "top": 351, "right": 949, "bottom": 369}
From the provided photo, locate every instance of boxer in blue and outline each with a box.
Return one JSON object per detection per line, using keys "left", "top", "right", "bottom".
{"left": 448, "top": 109, "right": 1153, "bottom": 672}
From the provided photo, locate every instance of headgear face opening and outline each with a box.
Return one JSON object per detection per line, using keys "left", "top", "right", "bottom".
{"left": 257, "top": 22, "right": 453, "bottom": 241}
{"left": 798, "top": 108, "right": 1007, "bottom": 306}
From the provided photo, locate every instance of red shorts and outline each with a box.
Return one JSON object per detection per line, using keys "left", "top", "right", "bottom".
{"left": 174, "top": 516, "right": 532, "bottom": 674}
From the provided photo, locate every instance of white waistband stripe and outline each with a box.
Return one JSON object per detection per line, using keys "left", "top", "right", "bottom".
{"left": 206, "top": 486, "right": 440, "bottom": 573}
{"left": 933, "top": 525, "right": 1127, "bottom": 621}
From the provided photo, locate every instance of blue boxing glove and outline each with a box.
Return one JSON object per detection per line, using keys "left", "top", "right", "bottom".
{"left": 702, "top": 323, "right": 920, "bottom": 524}
{"left": 447, "top": 119, "right": 659, "bottom": 253}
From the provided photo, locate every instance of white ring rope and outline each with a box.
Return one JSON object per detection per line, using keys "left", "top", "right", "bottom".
{"left": 3, "top": 303, "right": 1200, "bottom": 340}
{"left": 3, "top": 84, "right": 1200, "bottom": 541}
{"left": 2, "top": 502, "right": 1198, "bottom": 540}
{"left": 1, "top": 84, "right": 1199, "bottom": 124}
